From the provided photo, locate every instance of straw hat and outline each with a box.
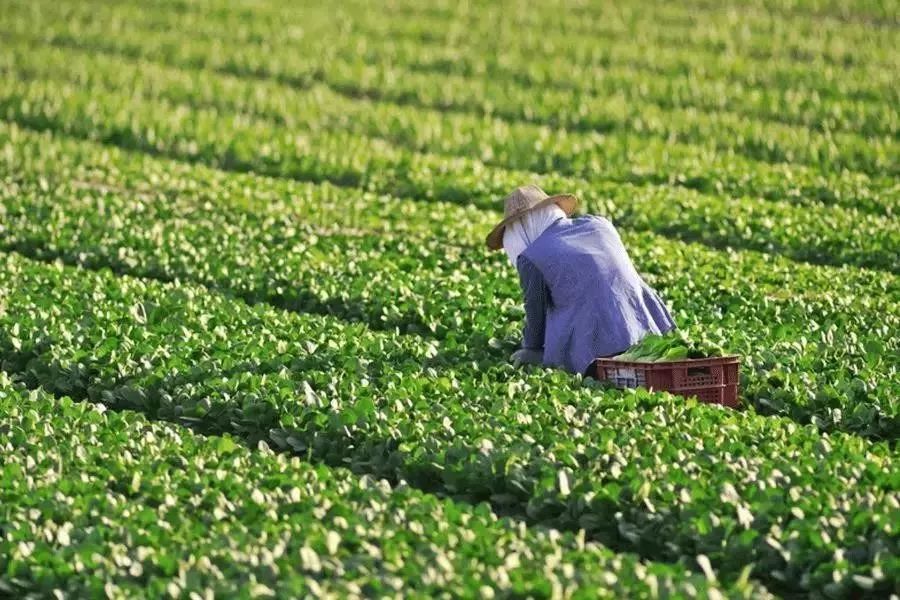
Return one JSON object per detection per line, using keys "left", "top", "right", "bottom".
{"left": 485, "top": 185, "right": 578, "bottom": 250}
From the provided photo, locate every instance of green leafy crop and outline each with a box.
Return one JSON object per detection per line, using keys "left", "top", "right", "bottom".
{"left": 2, "top": 373, "right": 766, "bottom": 598}
{"left": 0, "top": 0, "right": 897, "bottom": 597}
{"left": 1, "top": 252, "right": 896, "bottom": 597}
{"left": 613, "top": 331, "right": 728, "bottom": 362}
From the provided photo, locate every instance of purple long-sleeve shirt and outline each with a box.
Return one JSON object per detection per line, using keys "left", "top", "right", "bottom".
{"left": 516, "top": 215, "right": 676, "bottom": 374}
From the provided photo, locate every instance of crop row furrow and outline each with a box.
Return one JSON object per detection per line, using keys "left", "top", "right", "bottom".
{"left": 2, "top": 373, "right": 758, "bottom": 599}
{"left": 1, "top": 250, "right": 896, "bottom": 598}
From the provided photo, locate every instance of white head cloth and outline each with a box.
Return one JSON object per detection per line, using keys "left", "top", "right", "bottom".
{"left": 502, "top": 204, "right": 566, "bottom": 267}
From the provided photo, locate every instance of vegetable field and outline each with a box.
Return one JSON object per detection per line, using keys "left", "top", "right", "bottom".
{"left": 1, "top": 0, "right": 897, "bottom": 598}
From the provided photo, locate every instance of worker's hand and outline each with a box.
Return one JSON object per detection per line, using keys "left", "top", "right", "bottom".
{"left": 510, "top": 348, "right": 543, "bottom": 367}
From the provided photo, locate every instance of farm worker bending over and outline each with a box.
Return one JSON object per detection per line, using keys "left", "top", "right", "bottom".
{"left": 486, "top": 185, "right": 676, "bottom": 376}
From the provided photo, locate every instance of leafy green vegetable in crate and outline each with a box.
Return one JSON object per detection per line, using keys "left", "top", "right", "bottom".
{"left": 614, "top": 331, "right": 728, "bottom": 362}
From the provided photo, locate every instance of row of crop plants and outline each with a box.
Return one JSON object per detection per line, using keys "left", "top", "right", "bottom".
{"left": 3, "top": 224, "right": 897, "bottom": 587}
{"left": 1, "top": 4, "right": 896, "bottom": 599}
{"left": 2, "top": 39, "right": 894, "bottom": 209}
{"left": 3, "top": 24, "right": 895, "bottom": 141}
{"left": 2, "top": 123, "right": 896, "bottom": 439}
{"left": 1, "top": 73, "right": 897, "bottom": 274}
{"left": 6, "top": 0, "right": 897, "bottom": 111}
{"left": 2, "top": 372, "right": 763, "bottom": 598}
{"left": 2, "top": 46, "right": 889, "bottom": 227}
{"left": 15, "top": 0, "right": 894, "bottom": 65}
{"left": 0, "top": 250, "right": 896, "bottom": 597}
{"left": 3, "top": 23, "right": 895, "bottom": 179}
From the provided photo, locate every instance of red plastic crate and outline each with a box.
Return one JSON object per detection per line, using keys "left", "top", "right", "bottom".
{"left": 592, "top": 355, "right": 741, "bottom": 408}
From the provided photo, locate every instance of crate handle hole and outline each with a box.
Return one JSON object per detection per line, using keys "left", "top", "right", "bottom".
{"left": 687, "top": 367, "right": 711, "bottom": 377}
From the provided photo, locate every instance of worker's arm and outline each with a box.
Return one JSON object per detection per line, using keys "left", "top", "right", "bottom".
{"left": 516, "top": 255, "right": 549, "bottom": 352}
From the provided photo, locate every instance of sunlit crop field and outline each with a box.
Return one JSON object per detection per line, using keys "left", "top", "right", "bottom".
{"left": 1, "top": 0, "right": 897, "bottom": 597}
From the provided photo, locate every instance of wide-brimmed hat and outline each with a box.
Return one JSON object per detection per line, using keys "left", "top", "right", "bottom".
{"left": 485, "top": 185, "right": 578, "bottom": 250}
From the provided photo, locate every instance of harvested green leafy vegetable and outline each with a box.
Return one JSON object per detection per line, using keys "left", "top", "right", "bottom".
{"left": 614, "top": 331, "right": 729, "bottom": 362}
